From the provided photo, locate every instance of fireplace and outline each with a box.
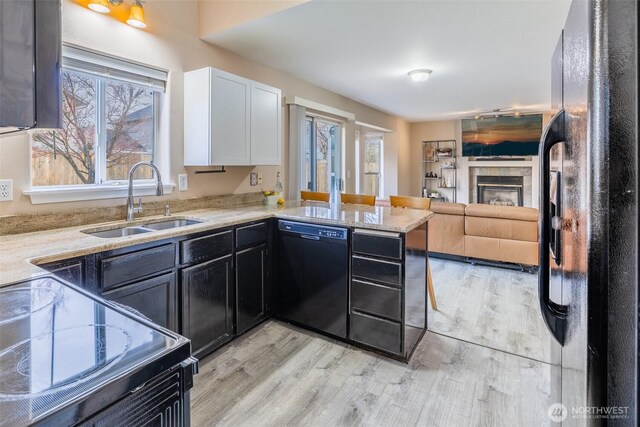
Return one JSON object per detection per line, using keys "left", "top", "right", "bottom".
{"left": 477, "top": 176, "right": 524, "bottom": 206}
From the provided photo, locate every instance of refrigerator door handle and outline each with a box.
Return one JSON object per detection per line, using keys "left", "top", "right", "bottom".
{"left": 538, "top": 109, "right": 568, "bottom": 345}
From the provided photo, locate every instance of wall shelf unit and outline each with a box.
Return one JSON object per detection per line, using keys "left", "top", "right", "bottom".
{"left": 422, "top": 140, "right": 457, "bottom": 202}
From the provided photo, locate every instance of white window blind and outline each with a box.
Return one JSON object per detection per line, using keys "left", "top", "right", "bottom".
{"left": 62, "top": 44, "right": 168, "bottom": 91}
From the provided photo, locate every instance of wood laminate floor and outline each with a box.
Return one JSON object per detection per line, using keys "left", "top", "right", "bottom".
{"left": 192, "top": 325, "right": 551, "bottom": 427}
{"left": 427, "top": 257, "right": 551, "bottom": 363}
{"left": 191, "top": 259, "right": 552, "bottom": 426}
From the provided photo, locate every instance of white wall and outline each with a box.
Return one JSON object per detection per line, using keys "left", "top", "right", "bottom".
{"left": 0, "top": 0, "right": 410, "bottom": 216}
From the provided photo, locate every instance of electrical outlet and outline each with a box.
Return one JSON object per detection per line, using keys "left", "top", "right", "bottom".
{"left": 250, "top": 172, "right": 258, "bottom": 186}
{"left": 178, "top": 174, "right": 188, "bottom": 191}
{"left": 0, "top": 179, "right": 13, "bottom": 201}
{"left": 257, "top": 173, "right": 263, "bottom": 185}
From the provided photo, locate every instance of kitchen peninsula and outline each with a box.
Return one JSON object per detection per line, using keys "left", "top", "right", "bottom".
{"left": 0, "top": 201, "right": 433, "bottom": 362}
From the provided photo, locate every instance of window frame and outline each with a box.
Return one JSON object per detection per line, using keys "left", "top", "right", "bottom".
{"left": 25, "top": 46, "right": 172, "bottom": 204}
{"left": 96, "top": 75, "right": 161, "bottom": 186}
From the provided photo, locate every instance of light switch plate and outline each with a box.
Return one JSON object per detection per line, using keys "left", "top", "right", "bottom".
{"left": 0, "top": 179, "right": 13, "bottom": 201}
{"left": 257, "top": 173, "right": 263, "bottom": 185}
{"left": 178, "top": 174, "right": 188, "bottom": 191}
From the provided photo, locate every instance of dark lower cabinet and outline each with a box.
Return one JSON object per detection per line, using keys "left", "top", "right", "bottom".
{"left": 102, "top": 272, "right": 178, "bottom": 333}
{"left": 236, "top": 243, "right": 267, "bottom": 334}
{"left": 181, "top": 255, "right": 234, "bottom": 358}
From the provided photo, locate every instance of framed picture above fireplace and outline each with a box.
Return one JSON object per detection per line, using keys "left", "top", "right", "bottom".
{"left": 462, "top": 114, "right": 543, "bottom": 157}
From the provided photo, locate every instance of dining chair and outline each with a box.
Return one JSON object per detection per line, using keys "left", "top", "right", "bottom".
{"left": 300, "top": 190, "right": 330, "bottom": 202}
{"left": 389, "top": 195, "right": 437, "bottom": 310}
{"left": 341, "top": 193, "right": 376, "bottom": 206}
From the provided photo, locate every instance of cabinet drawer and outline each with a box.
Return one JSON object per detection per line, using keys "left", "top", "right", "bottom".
{"left": 235, "top": 221, "right": 268, "bottom": 248}
{"left": 180, "top": 230, "right": 233, "bottom": 265}
{"left": 352, "top": 231, "right": 402, "bottom": 260}
{"left": 350, "top": 312, "right": 402, "bottom": 355}
{"left": 101, "top": 244, "right": 175, "bottom": 290}
{"left": 352, "top": 255, "right": 402, "bottom": 287}
{"left": 351, "top": 279, "right": 402, "bottom": 320}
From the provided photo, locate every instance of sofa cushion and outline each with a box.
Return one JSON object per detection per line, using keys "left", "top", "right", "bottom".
{"left": 465, "top": 216, "right": 538, "bottom": 242}
{"left": 431, "top": 202, "right": 466, "bottom": 216}
{"left": 428, "top": 210, "right": 465, "bottom": 255}
{"left": 465, "top": 203, "right": 538, "bottom": 222}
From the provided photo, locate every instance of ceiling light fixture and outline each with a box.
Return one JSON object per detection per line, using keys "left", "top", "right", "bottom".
{"left": 127, "top": 0, "right": 147, "bottom": 28}
{"left": 408, "top": 69, "right": 432, "bottom": 83}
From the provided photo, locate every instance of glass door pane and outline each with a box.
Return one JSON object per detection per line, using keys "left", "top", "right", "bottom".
{"left": 363, "top": 133, "right": 382, "bottom": 196}
{"left": 314, "top": 118, "right": 340, "bottom": 193}
{"left": 303, "top": 116, "right": 342, "bottom": 193}
{"left": 304, "top": 117, "right": 314, "bottom": 190}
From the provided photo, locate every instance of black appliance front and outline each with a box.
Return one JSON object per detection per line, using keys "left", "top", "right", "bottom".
{"left": 277, "top": 220, "right": 348, "bottom": 339}
{"left": 541, "top": 0, "right": 639, "bottom": 423}
{"left": 0, "top": 276, "right": 194, "bottom": 427}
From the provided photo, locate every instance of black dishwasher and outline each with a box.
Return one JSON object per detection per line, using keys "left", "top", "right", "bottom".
{"left": 277, "top": 220, "right": 348, "bottom": 338}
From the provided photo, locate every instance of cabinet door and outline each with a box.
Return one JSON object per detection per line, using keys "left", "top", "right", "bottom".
{"left": 236, "top": 244, "right": 267, "bottom": 334}
{"left": 40, "top": 258, "right": 85, "bottom": 285}
{"left": 181, "top": 255, "right": 234, "bottom": 357}
{"left": 211, "top": 69, "right": 251, "bottom": 165}
{"left": 102, "top": 272, "right": 178, "bottom": 333}
{"left": 250, "top": 81, "right": 281, "bottom": 165}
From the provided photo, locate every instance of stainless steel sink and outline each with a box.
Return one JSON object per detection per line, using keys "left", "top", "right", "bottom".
{"left": 82, "top": 218, "right": 203, "bottom": 238}
{"left": 84, "top": 226, "right": 153, "bottom": 239}
{"left": 144, "top": 219, "right": 202, "bottom": 230}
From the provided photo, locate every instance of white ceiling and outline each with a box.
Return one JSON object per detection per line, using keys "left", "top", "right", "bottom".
{"left": 203, "top": 0, "right": 572, "bottom": 122}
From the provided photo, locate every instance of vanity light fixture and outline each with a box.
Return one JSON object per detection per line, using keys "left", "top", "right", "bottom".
{"left": 88, "top": 0, "right": 123, "bottom": 13}
{"left": 88, "top": 0, "right": 110, "bottom": 13}
{"left": 127, "top": 0, "right": 147, "bottom": 28}
{"left": 408, "top": 69, "right": 432, "bottom": 83}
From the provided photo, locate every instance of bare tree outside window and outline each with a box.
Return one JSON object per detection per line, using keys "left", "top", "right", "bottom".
{"left": 106, "top": 81, "right": 154, "bottom": 181}
{"left": 31, "top": 70, "right": 155, "bottom": 186}
{"left": 32, "top": 71, "right": 97, "bottom": 185}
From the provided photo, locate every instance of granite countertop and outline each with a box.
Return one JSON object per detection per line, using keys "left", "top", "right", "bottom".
{"left": 0, "top": 201, "right": 432, "bottom": 287}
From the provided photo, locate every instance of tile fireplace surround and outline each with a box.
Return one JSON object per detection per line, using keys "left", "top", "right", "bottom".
{"left": 468, "top": 166, "right": 533, "bottom": 207}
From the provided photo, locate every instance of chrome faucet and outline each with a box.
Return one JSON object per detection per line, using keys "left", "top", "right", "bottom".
{"left": 127, "top": 161, "right": 164, "bottom": 222}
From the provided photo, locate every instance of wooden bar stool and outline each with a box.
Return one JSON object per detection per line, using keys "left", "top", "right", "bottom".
{"left": 300, "top": 191, "right": 375, "bottom": 206}
{"left": 389, "top": 195, "right": 438, "bottom": 310}
{"left": 341, "top": 193, "right": 376, "bottom": 206}
{"left": 300, "top": 190, "right": 330, "bottom": 202}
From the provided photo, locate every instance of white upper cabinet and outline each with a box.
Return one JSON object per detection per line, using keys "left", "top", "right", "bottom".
{"left": 250, "top": 81, "right": 281, "bottom": 165}
{"left": 184, "top": 67, "right": 281, "bottom": 166}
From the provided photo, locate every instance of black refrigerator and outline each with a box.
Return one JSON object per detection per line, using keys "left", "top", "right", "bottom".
{"left": 538, "top": 0, "right": 638, "bottom": 425}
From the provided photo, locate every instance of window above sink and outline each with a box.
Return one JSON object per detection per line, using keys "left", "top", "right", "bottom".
{"left": 24, "top": 45, "right": 173, "bottom": 205}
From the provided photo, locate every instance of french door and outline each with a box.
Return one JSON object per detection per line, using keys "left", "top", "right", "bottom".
{"left": 363, "top": 133, "right": 382, "bottom": 197}
{"left": 304, "top": 116, "right": 342, "bottom": 192}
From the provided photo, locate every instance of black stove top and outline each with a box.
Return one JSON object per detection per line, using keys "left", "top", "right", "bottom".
{"left": 0, "top": 277, "right": 190, "bottom": 426}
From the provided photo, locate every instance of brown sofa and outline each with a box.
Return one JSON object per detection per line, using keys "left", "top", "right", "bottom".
{"left": 416, "top": 202, "right": 539, "bottom": 266}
